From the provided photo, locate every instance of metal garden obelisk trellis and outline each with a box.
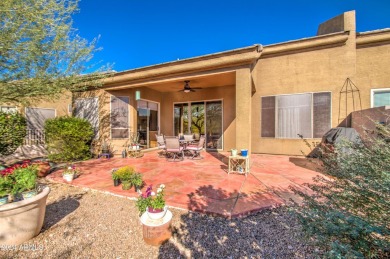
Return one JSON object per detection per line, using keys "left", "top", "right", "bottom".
{"left": 338, "top": 78, "right": 362, "bottom": 127}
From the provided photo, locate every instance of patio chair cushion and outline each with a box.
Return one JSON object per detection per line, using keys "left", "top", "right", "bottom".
{"left": 166, "top": 146, "right": 183, "bottom": 152}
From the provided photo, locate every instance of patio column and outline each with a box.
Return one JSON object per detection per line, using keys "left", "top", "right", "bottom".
{"left": 235, "top": 66, "right": 252, "bottom": 154}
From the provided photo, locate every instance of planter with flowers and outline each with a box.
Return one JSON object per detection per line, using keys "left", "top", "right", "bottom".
{"left": 136, "top": 184, "right": 167, "bottom": 219}
{"left": 0, "top": 162, "right": 50, "bottom": 245}
{"left": 136, "top": 184, "right": 172, "bottom": 246}
{"left": 116, "top": 166, "right": 135, "bottom": 190}
{"left": 62, "top": 164, "right": 79, "bottom": 183}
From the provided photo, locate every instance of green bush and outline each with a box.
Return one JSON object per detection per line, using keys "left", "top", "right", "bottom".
{"left": 44, "top": 116, "right": 94, "bottom": 162}
{"left": 0, "top": 111, "right": 26, "bottom": 156}
{"left": 292, "top": 125, "right": 390, "bottom": 258}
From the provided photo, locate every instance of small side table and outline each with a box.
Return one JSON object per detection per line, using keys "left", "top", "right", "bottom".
{"left": 228, "top": 155, "right": 249, "bottom": 175}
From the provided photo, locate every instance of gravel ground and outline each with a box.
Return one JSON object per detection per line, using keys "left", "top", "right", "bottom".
{"left": 2, "top": 180, "right": 320, "bottom": 259}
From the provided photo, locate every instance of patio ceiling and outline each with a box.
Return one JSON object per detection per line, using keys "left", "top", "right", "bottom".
{"left": 143, "top": 71, "right": 236, "bottom": 93}
{"left": 104, "top": 70, "right": 236, "bottom": 92}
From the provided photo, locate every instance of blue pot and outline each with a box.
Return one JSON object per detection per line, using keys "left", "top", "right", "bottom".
{"left": 22, "top": 190, "right": 38, "bottom": 200}
{"left": 0, "top": 195, "right": 9, "bottom": 205}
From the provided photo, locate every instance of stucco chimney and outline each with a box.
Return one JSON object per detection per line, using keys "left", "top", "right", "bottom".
{"left": 317, "top": 10, "right": 356, "bottom": 36}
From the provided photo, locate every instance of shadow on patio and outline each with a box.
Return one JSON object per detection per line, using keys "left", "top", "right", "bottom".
{"left": 46, "top": 151, "right": 322, "bottom": 218}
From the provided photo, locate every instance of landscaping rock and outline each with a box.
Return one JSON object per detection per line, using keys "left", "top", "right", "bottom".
{"left": 2, "top": 179, "right": 321, "bottom": 258}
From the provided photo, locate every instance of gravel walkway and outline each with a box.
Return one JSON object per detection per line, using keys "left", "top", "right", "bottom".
{"left": 2, "top": 180, "right": 320, "bottom": 258}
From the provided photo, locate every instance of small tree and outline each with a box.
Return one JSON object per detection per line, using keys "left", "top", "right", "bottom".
{"left": 0, "top": 111, "right": 26, "bottom": 156}
{"left": 0, "top": 0, "right": 110, "bottom": 105}
{"left": 292, "top": 125, "right": 390, "bottom": 258}
{"left": 44, "top": 116, "right": 94, "bottom": 162}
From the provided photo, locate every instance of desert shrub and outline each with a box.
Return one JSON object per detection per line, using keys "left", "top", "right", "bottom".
{"left": 0, "top": 111, "right": 26, "bottom": 156}
{"left": 44, "top": 116, "right": 94, "bottom": 162}
{"left": 292, "top": 125, "right": 390, "bottom": 258}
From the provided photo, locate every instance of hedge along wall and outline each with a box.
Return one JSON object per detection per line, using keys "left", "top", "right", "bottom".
{"left": 0, "top": 111, "right": 26, "bottom": 156}
{"left": 44, "top": 116, "right": 94, "bottom": 162}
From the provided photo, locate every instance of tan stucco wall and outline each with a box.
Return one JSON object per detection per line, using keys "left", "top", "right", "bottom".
{"left": 34, "top": 93, "right": 72, "bottom": 117}
{"left": 72, "top": 11, "right": 390, "bottom": 157}
{"left": 252, "top": 34, "right": 356, "bottom": 155}
{"left": 2, "top": 92, "right": 72, "bottom": 117}
{"left": 356, "top": 43, "right": 390, "bottom": 108}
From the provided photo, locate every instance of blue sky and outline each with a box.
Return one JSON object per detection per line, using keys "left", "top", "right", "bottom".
{"left": 73, "top": 0, "right": 390, "bottom": 72}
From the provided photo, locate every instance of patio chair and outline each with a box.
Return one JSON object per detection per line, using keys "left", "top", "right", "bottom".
{"left": 156, "top": 134, "right": 167, "bottom": 157}
{"left": 186, "top": 136, "right": 205, "bottom": 159}
{"left": 183, "top": 134, "right": 194, "bottom": 143}
{"left": 165, "top": 137, "right": 184, "bottom": 161}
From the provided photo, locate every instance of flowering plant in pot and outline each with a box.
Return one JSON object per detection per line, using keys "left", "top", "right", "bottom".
{"left": 116, "top": 166, "right": 135, "bottom": 190}
{"left": 62, "top": 164, "right": 79, "bottom": 182}
{"left": 136, "top": 184, "right": 166, "bottom": 219}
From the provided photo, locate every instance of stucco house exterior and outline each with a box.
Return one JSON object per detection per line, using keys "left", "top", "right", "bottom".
{"left": 69, "top": 11, "right": 390, "bottom": 156}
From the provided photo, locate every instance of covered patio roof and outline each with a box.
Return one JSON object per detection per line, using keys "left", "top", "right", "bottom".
{"left": 102, "top": 44, "right": 262, "bottom": 91}
{"left": 47, "top": 151, "right": 322, "bottom": 218}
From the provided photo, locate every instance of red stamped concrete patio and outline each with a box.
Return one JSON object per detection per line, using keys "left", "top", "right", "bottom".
{"left": 47, "top": 151, "right": 322, "bottom": 218}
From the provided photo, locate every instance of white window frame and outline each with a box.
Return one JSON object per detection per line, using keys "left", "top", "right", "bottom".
{"left": 0, "top": 106, "right": 17, "bottom": 113}
{"left": 371, "top": 88, "right": 390, "bottom": 108}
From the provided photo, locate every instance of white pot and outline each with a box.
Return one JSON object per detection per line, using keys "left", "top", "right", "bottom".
{"left": 146, "top": 206, "right": 167, "bottom": 220}
{"left": 0, "top": 186, "right": 50, "bottom": 245}
{"left": 63, "top": 173, "right": 74, "bottom": 182}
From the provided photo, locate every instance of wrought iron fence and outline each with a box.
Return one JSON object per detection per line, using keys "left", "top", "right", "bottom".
{"left": 24, "top": 129, "right": 45, "bottom": 145}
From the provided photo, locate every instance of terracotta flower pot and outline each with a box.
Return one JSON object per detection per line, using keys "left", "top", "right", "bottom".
{"left": 33, "top": 162, "right": 51, "bottom": 177}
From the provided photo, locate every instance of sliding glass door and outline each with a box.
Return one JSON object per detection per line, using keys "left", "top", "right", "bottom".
{"left": 174, "top": 100, "right": 222, "bottom": 149}
{"left": 137, "top": 100, "right": 159, "bottom": 148}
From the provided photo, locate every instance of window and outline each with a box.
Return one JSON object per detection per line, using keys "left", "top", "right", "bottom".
{"left": 74, "top": 97, "right": 99, "bottom": 138}
{"left": 0, "top": 106, "right": 17, "bottom": 113}
{"left": 371, "top": 88, "right": 390, "bottom": 107}
{"left": 261, "top": 92, "right": 331, "bottom": 139}
{"left": 111, "top": 96, "right": 129, "bottom": 139}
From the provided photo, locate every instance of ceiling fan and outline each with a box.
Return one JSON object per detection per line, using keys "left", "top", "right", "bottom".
{"left": 179, "top": 80, "right": 202, "bottom": 93}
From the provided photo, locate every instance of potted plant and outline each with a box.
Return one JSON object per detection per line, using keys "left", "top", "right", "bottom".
{"left": 62, "top": 165, "right": 79, "bottom": 183}
{"left": 31, "top": 159, "right": 51, "bottom": 177}
{"left": 101, "top": 140, "right": 110, "bottom": 154}
{"left": 131, "top": 173, "right": 143, "bottom": 192}
{"left": 116, "top": 166, "right": 135, "bottom": 190}
{"left": 11, "top": 166, "right": 38, "bottom": 200}
{"left": 136, "top": 184, "right": 167, "bottom": 219}
{"left": 111, "top": 168, "right": 120, "bottom": 186}
{"left": 0, "top": 162, "right": 50, "bottom": 245}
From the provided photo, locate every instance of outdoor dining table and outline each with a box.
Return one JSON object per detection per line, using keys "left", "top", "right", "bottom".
{"left": 179, "top": 139, "right": 195, "bottom": 157}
